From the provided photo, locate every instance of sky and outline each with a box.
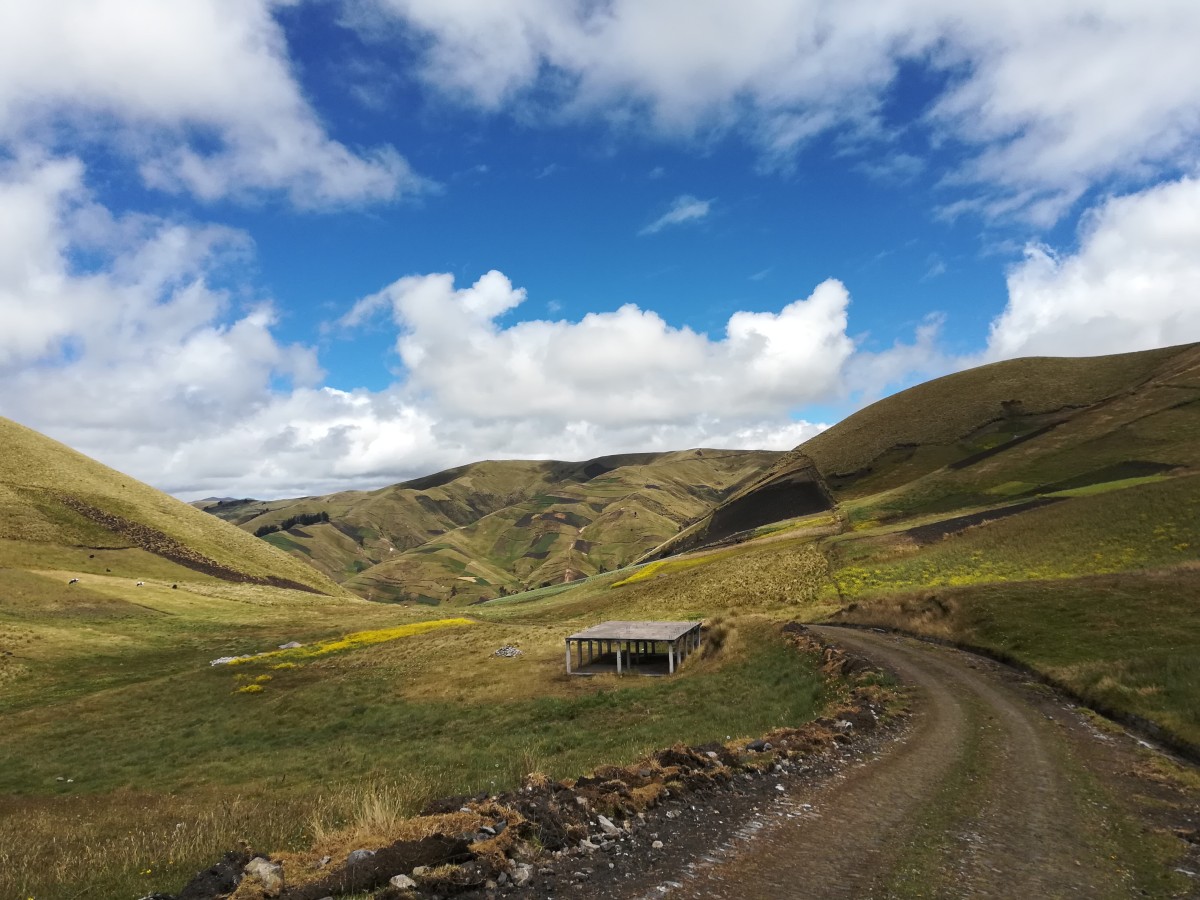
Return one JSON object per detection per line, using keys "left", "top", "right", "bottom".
{"left": 2, "top": 1, "right": 1199, "bottom": 499}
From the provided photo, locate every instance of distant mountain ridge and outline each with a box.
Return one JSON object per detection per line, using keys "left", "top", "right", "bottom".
{"left": 200, "top": 449, "right": 782, "bottom": 604}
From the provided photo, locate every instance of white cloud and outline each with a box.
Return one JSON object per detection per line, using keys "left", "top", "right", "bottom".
{"left": 358, "top": 269, "right": 857, "bottom": 423}
{"left": 359, "top": 0, "right": 1200, "bottom": 218}
{"left": 0, "top": 155, "right": 891, "bottom": 498}
{"left": 640, "top": 194, "right": 713, "bottom": 235}
{"left": 0, "top": 0, "right": 426, "bottom": 206}
{"left": 986, "top": 177, "right": 1200, "bottom": 359}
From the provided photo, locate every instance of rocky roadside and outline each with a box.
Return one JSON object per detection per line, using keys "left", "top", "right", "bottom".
{"left": 139, "top": 624, "right": 904, "bottom": 900}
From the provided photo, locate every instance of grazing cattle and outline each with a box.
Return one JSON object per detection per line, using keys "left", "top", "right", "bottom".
{"left": 136, "top": 581, "right": 145, "bottom": 587}
{"left": 68, "top": 578, "right": 79, "bottom": 584}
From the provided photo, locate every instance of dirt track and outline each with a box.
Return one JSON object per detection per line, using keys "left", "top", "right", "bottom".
{"left": 555, "top": 629, "right": 1199, "bottom": 899}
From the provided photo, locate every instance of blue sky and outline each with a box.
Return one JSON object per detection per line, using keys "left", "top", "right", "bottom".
{"left": 1, "top": 1, "right": 1199, "bottom": 497}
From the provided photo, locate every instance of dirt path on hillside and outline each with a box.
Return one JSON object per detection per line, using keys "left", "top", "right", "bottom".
{"left": 671, "top": 627, "right": 1110, "bottom": 898}
{"left": 539, "top": 629, "right": 1198, "bottom": 900}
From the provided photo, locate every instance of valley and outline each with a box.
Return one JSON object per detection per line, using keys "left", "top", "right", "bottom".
{"left": 2, "top": 344, "right": 1199, "bottom": 899}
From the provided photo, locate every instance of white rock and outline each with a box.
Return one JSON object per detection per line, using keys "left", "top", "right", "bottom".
{"left": 651, "top": 840, "right": 664, "bottom": 850}
{"left": 596, "top": 814, "right": 620, "bottom": 836}
{"left": 511, "top": 863, "right": 534, "bottom": 887}
{"left": 389, "top": 874, "right": 417, "bottom": 889}
{"left": 243, "top": 857, "right": 284, "bottom": 895}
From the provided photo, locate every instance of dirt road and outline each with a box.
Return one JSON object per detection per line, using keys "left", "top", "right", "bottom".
{"left": 552, "top": 628, "right": 1199, "bottom": 899}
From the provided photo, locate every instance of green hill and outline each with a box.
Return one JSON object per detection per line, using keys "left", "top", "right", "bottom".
{"left": 0, "top": 416, "right": 343, "bottom": 596}
{"left": 610, "top": 342, "right": 1200, "bottom": 753}
{"left": 653, "top": 342, "right": 1200, "bottom": 554}
{"left": 205, "top": 449, "right": 781, "bottom": 604}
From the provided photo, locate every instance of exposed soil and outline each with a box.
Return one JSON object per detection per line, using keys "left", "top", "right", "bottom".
{"left": 901, "top": 498, "right": 1063, "bottom": 545}
{"left": 523, "top": 629, "right": 1200, "bottom": 899}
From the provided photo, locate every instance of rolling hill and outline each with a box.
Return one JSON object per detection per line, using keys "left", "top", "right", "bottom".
{"left": 0, "top": 416, "right": 344, "bottom": 596}
{"left": 202, "top": 449, "right": 782, "bottom": 604}
{"left": 651, "top": 342, "right": 1200, "bottom": 556}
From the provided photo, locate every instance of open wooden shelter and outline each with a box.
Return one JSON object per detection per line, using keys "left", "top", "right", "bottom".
{"left": 565, "top": 620, "right": 702, "bottom": 676}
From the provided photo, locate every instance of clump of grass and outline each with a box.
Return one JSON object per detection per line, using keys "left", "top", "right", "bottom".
{"left": 0, "top": 791, "right": 314, "bottom": 900}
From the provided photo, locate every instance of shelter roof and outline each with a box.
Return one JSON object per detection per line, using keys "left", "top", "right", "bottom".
{"left": 567, "top": 620, "right": 701, "bottom": 642}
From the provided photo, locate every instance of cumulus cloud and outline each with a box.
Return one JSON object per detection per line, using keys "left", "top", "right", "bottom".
{"left": 353, "top": 269, "right": 857, "bottom": 423}
{"left": 0, "top": 0, "right": 426, "bottom": 206}
{"left": 359, "top": 0, "right": 1200, "bottom": 218}
{"left": 640, "top": 195, "right": 713, "bottom": 235}
{"left": 0, "top": 156, "right": 862, "bottom": 497}
{"left": 986, "top": 177, "right": 1200, "bottom": 359}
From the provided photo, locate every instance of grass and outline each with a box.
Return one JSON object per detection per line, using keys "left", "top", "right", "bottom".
{"left": 829, "top": 475, "right": 1200, "bottom": 598}
{"left": 832, "top": 571, "right": 1200, "bottom": 747}
{"left": 221, "top": 617, "right": 475, "bottom": 665}
{"left": 0, "top": 613, "right": 826, "bottom": 899}
{"left": 234, "top": 449, "right": 782, "bottom": 604}
{"left": 0, "top": 416, "right": 343, "bottom": 595}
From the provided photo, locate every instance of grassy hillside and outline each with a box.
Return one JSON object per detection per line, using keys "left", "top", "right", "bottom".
{"left": 0, "top": 417, "right": 342, "bottom": 595}
{"left": 619, "top": 343, "right": 1200, "bottom": 751}
{"left": 205, "top": 449, "right": 781, "bottom": 604}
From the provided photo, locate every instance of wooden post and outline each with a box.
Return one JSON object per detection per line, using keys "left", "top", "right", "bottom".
{"left": 616, "top": 641, "right": 623, "bottom": 675}
{"left": 565, "top": 639, "right": 572, "bottom": 675}
{"left": 668, "top": 641, "right": 675, "bottom": 674}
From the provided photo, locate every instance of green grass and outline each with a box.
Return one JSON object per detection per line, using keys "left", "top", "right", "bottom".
{"left": 831, "top": 475, "right": 1200, "bottom": 598}
{"left": 0, "top": 417, "right": 343, "bottom": 595}
{"left": 1041, "top": 473, "right": 1172, "bottom": 498}
{"left": 0, "top": 613, "right": 825, "bottom": 899}
{"left": 832, "top": 572, "right": 1200, "bottom": 748}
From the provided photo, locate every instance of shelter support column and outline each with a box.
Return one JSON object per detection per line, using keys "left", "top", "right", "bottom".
{"left": 616, "top": 641, "right": 623, "bottom": 675}
{"left": 565, "top": 639, "right": 572, "bottom": 675}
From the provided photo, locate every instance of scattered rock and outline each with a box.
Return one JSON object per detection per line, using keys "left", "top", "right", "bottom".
{"left": 745, "top": 739, "right": 773, "bottom": 753}
{"left": 494, "top": 645, "right": 523, "bottom": 658}
{"left": 316, "top": 855, "right": 331, "bottom": 869}
{"left": 243, "top": 856, "right": 283, "bottom": 895}
{"left": 651, "top": 840, "right": 664, "bottom": 850}
{"left": 346, "top": 848, "right": 375, "bottom": 865}
{"left": 511, "top": 863, "right": 534, "bottom": 887}
{"left": 277, "top": 641, "right": 302, "bottom": 650}
{"left": 389, "top": 873, "right": 418, "bottom": 889}
{"left": 596, "top": 814, "right": 620, "bottom": 836}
